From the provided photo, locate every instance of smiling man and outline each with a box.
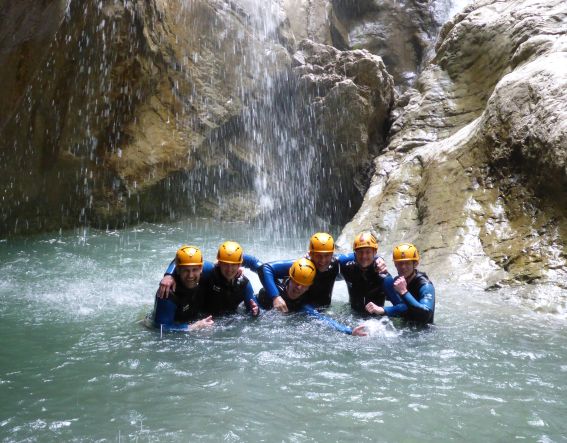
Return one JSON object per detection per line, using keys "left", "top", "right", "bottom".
{"left": 200, "top": 241, "right": 259, "bottom": 317}
{"left": 365, "top": 243, "right": 435, "bottom": 324}
{"left": 340, "top": 232, "right": 392, "bottom": 313}
{"left": 151, "top": 245, "right": 214, "bottom": 331}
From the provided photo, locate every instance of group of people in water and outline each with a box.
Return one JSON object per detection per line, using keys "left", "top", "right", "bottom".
{"left": 149, "top": 232, "right": 435, "bottom": 336}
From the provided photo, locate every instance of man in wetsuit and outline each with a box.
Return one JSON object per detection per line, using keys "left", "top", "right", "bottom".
{"left": 150, "top": 245, "right": 214, "bottom": 331}
{"left": 259, "top": 258, "right": 367, "bottom": 336}
{"left": 341, "top": 232, "right": 393, "bottom": 313}
{"left": 365, "top": 243, "right": 435, "bottom": 324}
{"left": 200, "top": 241, "right": 259, "bottom": 317}
{"left": 258, "top": 232, "right": 350, "bottom": 312}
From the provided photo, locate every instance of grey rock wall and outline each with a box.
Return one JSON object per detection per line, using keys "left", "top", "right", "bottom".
{"left": 339, "top": 0, "right": 567, "bottom": 290}
{"left": 292, "top": 40, "right": 395, "bottom": 214}
{"left": 329, "top": 0, "right": 441, "bottom": 86}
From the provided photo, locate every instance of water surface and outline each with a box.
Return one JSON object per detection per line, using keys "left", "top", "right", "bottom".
{"left": 1, "top": 221, "right": 566, "bottom": 441}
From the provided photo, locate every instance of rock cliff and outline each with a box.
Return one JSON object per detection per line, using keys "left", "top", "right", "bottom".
{"left": 339, "top": 0, "right": 567, "bottom": 290}
{"left": 0, "top": 0, "right": 291, "bottom": 233}
{"left": 0, "top": 0, "right": 391, "bottom": 233}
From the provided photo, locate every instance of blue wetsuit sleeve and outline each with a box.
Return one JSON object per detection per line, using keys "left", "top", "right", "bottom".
{"left": 384, "top": 302, "right": 408, "bottom": 317}
{"left": 258, "top": 260, "right": 294, "bottom": 299}
{"left": 402, "top": 283, "right": 435, "bottom": 313}
{"left": 201, "top": 261, "right": 214, "bottom": 278}
{"left": 153, "top": 297, "right": 190, "bottom": 331}
{"left": 165, "top": 259, "right": 176, "bottom": 276}
{"left": 243, "top": 281, "right": 260, "bottom": 315}
{"left": 242, "top": 254, "right": 263, "bottom": 273}
{"left": 336, "top": 253, "right": 354, "bottom": 268}
{"left": 301, "top": 305, "right": 353, "bottom": 335}
{"left": 335, "top": 253, "right": 354, "bottom": 280}
{"left": 383, "top": 275, "right": 408, "bottom": 317}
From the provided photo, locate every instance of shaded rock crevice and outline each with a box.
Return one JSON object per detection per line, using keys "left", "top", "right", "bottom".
{"left": 329, "top": 0, "right": 440, "bottom": 86}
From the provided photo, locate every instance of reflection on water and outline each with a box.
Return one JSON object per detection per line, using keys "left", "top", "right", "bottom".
{"left": 1, "top": 221, "right": 566, "bottom": 441}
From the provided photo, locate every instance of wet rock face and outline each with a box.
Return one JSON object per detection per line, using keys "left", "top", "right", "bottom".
{"left": 339, "top": 0, "right": 567, "bottom": 289}
{"left": 0, "top": 0, "right": 400, "bottom": 235}
{"left": 0, "top": 0, "right": 69, "bottom": 132}
{"left": 282, "top": 0, "right": 333, "bottom": 45}
{"left": 291, "top": 40, "right": 395, "bottom": 217}
{"left": 0, "top": 0, "right": 291, "bottom": 234}
{"left": 329, "top": 0, "right": 440, "bottom": 86}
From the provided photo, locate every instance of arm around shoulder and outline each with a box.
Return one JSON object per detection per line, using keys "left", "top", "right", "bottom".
{"left": 258, "top": 260, "right": 293, "bottom": 299}
{"left": 242, "top": 254, "right": 263, "bottom": 273}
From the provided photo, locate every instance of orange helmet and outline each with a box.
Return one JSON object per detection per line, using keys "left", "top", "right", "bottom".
{"left": 309, "top": 232, "right": 335, "bottom": 253}
{"left": 392, "top": 243, "right": 420, "bottom": 262}
{"left": 217, "top": 241, "right": 244, "bottom": 264}
{"left": 353, "top": 232, "right": 378, "bottom": 251}
{"left": 289, "top": 258, "right": 317, "bottom": 286}
{"left": 176, "top": 245, "right": 203, "bottom": 266}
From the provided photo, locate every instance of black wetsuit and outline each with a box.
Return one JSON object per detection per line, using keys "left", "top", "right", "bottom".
{"left": 152, "top": 273, "right": 205, "bottom": 330}
{"left": 303, "top": 257, "right": 340, "bottom": 307}
{"left": 403, "top": 271, "right": 435, "bottom": 324}
{"left": 341, "top": 260, "right": 389, "bottom": 313}
{"left": 200, "top": 266, "right": 257, "bottom": 316}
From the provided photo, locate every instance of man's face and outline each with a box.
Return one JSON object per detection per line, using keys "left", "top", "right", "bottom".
{"left": 178, "top": 265, "right": 202, "bottom": 288}
{"left": 310, "top": 252, "right": 333, "bottom": 272}
{"left": 287, "top": 279, "right": 310, "bottom": 300}
{"left": 355, "top": 247, "right": 376, "bottom": 268}
{"left": 219, "top": 262, "right": 240, "bottom": 281}
{"left": 395, "top": 260, "right": 417, "bottom": 279}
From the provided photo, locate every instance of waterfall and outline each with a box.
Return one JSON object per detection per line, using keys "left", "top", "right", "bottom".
{"left": 176, "top": 0, "right": 327, "bottom": 239}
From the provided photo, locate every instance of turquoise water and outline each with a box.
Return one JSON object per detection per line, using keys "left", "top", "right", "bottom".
{"left": 1, "top": 221, "right": 566, "bottom": 442}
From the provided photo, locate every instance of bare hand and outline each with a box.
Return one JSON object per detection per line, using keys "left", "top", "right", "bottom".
{"left": 249, "top": 299, "right": 259, "bottom": 316}
{"left": 158, "top": 275, "right": 176, "bottom": 298}
{"left": 375, "top": 257, "right": 388, "bottom": 275}
{"left": 365, "top": 302, "right": 384, "bottom": 315}
{"left": 273, "top": 296, "right": 289, "bottom": 313}
{"left": 190, "top": 315, "right": 214, "bottom": 331}
{"left": 351, "top": 325, "right": 368, "bottom": 337}
{"left": 393, "top": 276, "right": 408, "bottom": 295}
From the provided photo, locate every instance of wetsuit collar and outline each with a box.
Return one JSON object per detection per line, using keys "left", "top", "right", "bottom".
{"left": 406, "top": 270, "right": 417, "bottom": 284}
